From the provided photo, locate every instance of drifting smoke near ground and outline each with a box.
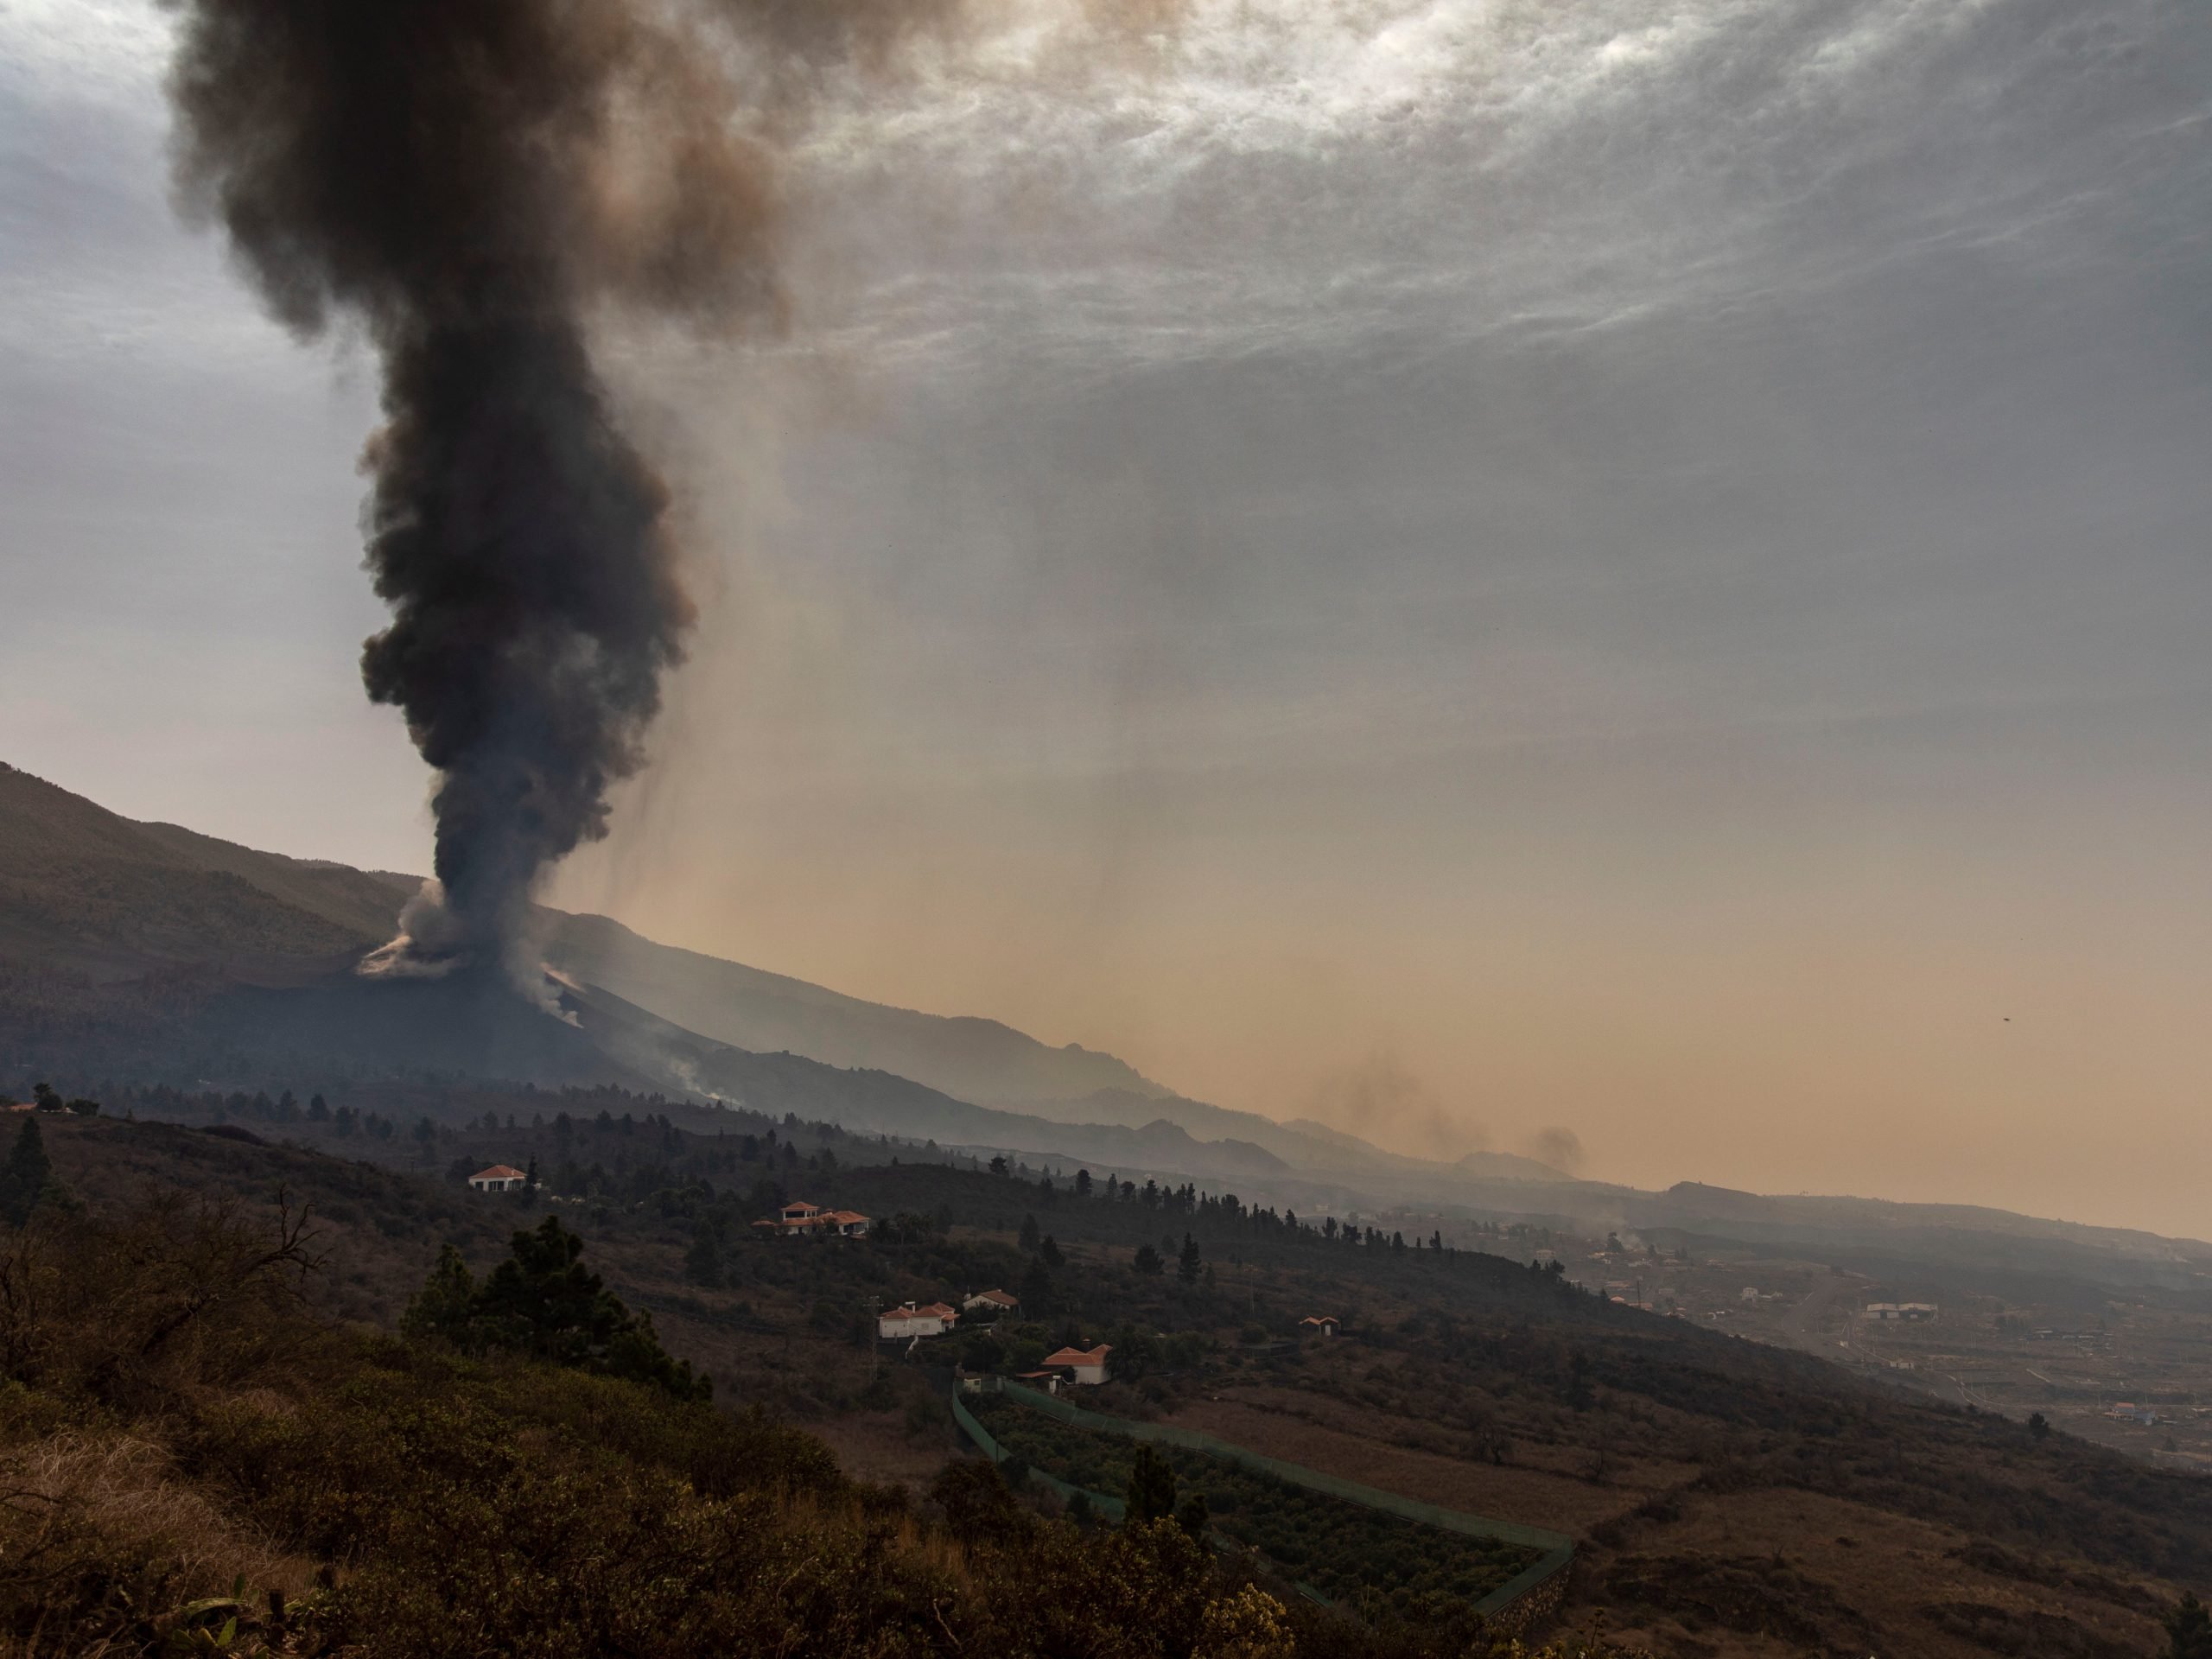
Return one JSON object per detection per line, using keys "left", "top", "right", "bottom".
{"left": 160, "top": 0, "right": 961, "bottom": 982}
{"left": 1305, "top": 1050, "right": 1491, "bottom": 1163}
{"left": 1525, "top": 1127, "right": 1587, "bottom": 1177}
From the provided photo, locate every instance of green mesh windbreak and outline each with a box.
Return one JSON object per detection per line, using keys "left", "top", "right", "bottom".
{"left": 952, "top": 1391, "right": 1129, "bottom": 1521}
{"left": 951, "top": 1381, "right": 1573, "bottom": 1618}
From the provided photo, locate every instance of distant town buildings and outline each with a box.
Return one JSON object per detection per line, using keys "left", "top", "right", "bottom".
{"left": 1865, "top": 1302, "right": 1938, "bottom": 1321}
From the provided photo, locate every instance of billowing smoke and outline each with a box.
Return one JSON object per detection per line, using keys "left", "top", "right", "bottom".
{"left": 162, "top": 0, "right": 947, "bottom": 980}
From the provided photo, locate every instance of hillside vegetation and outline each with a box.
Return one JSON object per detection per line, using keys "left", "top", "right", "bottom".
{"left": 9, "top": 1109, "right": 2209, "bottom": 1656}
{"left": 0, "top": 1146, "right": 1650, "bottom": 1658}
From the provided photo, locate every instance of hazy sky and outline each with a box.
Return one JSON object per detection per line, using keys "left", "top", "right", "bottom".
{"left": 4, "top": 0, "right": 2210, "bottom": 1234}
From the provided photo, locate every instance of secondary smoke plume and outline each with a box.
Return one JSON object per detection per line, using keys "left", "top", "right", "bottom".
{"left": 1306, "top": 1049, "right": 1491, "bottom": 1163}
{"left": 162, "top": 0, "right": 946, "bottom": 979}
{"left": 1526, "top": 1127, "right": 1587, "bottom": 1177}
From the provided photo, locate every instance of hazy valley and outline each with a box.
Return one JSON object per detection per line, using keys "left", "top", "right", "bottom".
{"left": 8, "top": 760, "right": 2212, "bottom": 1656}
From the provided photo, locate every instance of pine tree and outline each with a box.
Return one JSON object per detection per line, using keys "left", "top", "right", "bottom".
{"left": 459, "top": 1216, "right": 709, "bottom": 1400}
{"left": 1126, "top": 1444, "right": 1177, "bottom": 1525}
{"left": 1018, "top": 1213, "right": 1041, "bottom": 1252}
{"left": 1176, "top": 1492, "right": 1210, "bottom": 1541}
{"left": 0, "top": 1116, "right": 54, "bottom": 1226}
{"left": 1019, "top": 1256, "right": 1054, "bottom": 1318}
{"left": 683, "top": 1224, "right": 722, "bottom": 1288}
{"left": 1178, "top": 1233, "right": 1202, "bottom": 1283}
{"left": 400, "top": 1243, "right": 479, "bottom": 1344}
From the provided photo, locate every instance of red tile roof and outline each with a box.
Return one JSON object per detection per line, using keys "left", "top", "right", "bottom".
{"left": 472, "top": 1165, "right": 528, "bottom": 1181}
{"left": 1043, "top": 1344, "right": 1111, "bottom": 1368}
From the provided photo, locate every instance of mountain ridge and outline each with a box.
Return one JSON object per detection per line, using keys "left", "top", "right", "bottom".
{"left": 8, "top": 760, "right": 2209, "bottom": 1276}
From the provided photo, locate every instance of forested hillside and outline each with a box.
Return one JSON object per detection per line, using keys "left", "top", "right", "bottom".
{"left": 0, "top": 1116, "right": 1662, "bottom": 1658}
{"left": 8, "top": 1109, "right": 2208, "bottom": 1656}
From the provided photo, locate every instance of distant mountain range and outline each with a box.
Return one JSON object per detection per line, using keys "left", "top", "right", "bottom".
{"left": 4, "top": 758, "right": 2207, "bottom": 1291}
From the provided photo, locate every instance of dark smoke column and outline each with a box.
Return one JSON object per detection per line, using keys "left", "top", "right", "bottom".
{"left": 164, "top": 0, "right": 785, "bottom": 976}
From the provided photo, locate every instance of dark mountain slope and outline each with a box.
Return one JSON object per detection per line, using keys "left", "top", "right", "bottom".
{"left": 0, "top": 761, "right": 403, "bottom": 976}
{"left": 545, "top": 911, "right": 1169, "bottom": 1107}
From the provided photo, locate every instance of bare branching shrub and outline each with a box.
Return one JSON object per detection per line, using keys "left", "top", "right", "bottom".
{"left": 0, "top": 1189, "right": 320, "bottom": 1413}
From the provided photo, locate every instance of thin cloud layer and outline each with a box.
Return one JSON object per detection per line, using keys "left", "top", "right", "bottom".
{"left": 779, "top": 0, "right": 2205, "bottom": 367}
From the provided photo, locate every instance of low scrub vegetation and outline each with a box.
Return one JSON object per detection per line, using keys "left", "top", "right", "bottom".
{"left": 0, "top": 1185, "right": 1643, "bottom": 1658}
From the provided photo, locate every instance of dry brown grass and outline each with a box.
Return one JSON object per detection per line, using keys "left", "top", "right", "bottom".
{"left": 0, "top": 1429, "right": 313, "bottom": 1658}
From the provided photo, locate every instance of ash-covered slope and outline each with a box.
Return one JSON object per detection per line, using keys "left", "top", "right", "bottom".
{"left": 544, "top": 911, "right": 1169, "bottom": 1108}
{"left": 0, "top": 763, "right": 1422, "bottom": 1182}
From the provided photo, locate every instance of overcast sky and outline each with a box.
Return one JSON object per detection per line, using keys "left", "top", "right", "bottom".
{"left": 4, "top": 0, "right": 2210, "bottom": 1233}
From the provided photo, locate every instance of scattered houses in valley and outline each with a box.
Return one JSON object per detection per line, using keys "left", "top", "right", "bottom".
{"left": 879, "top": 1301, "right": 960, "bottom": 1341}
{"left": 755, "top": 1198, "right": 872, "bottom": 1237}
{"left": 1300, "top": 1315, "right": 1340, "bottom": 1338}
{"left": 1042, "top": 1344, "right": 1113, "bottom": 1386}
{"left": 963, "top": 1288, "right": 1020, "bottom": 1317}
{"left": 467, "top": 1164, "right": 531, "bottom": 1194}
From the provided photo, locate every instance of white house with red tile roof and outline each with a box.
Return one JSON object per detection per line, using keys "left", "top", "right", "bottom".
{"left": 1299, "top": 1315, "right": 1340, "bottom": 1337}
{"left": 963, "top": 1288, "right": 1019, "bottom": 1315}
{"left": 764, "top": 1200, "right": 870, "bottom": 1237}
{"left": 878, "top": 1300, "right": 959, "bottom": 1340}
{"left": 1042, "top": 1344, "right": 1113, "bottom": 1386}
{"left": 468, "top": 1164, "right": 530, "bottom": 1193}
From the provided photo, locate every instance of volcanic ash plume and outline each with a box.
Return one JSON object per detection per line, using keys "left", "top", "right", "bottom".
{"left": 162, "top": 0, "right": 931, "bottom": 981}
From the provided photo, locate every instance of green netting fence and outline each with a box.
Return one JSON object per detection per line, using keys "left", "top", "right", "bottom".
{"left": 950, "top": 1381, "right": 1573, "bottom": 1619}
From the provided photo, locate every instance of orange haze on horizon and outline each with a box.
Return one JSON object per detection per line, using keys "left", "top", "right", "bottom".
{"left": 551, "top": 691, "right": 2212, "bottom": 1244}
